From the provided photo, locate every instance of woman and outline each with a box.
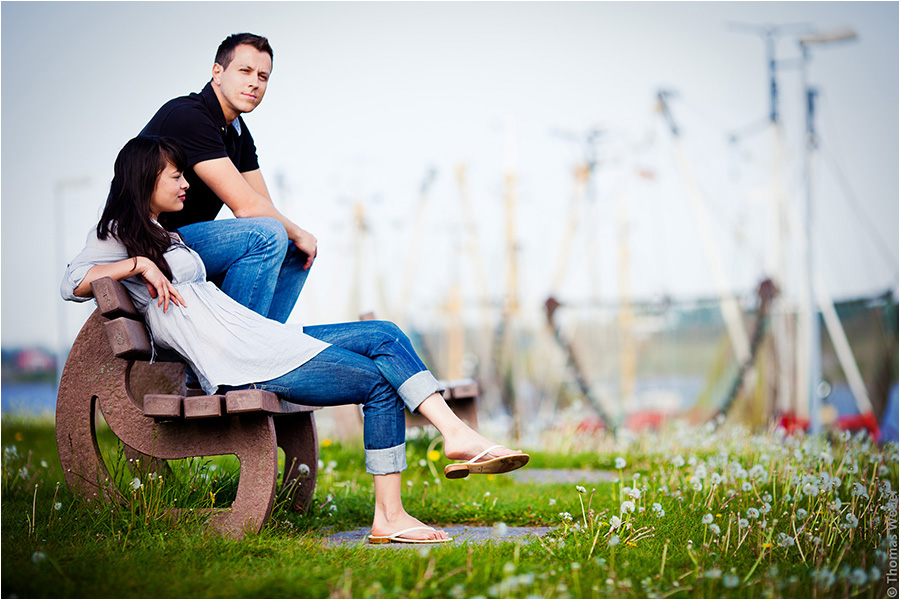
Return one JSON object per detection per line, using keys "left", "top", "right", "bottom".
{"left": 61, "top": 136, "right": 528, "bottom": 544}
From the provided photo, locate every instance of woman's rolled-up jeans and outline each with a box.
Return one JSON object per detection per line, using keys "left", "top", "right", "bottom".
{"left": 230, "top": 321, "right": 443, "bottom": 475}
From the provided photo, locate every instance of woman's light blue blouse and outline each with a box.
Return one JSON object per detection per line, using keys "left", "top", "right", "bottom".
{"left": 61, "top": 227, "right": 329, "bottom": 395}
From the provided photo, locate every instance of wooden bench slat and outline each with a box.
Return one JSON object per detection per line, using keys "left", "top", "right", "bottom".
{"left": 103, "top": 317, "right": 152, "bottom": 359}
{"left": 144, "top": 394, "right": 183, "bottom": 418}
{"left": 91, "top": 277, "right": 141, "bottom": 319}
{"left": 225, "top": 389, "right": 282, "bottom": 414}
{"left": 183, "top": 395, "right": 225, "bottom": 419}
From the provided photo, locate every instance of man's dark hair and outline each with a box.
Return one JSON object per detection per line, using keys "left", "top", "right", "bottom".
{"left": 215, "top": 33, "right": 273, "bottom": 69}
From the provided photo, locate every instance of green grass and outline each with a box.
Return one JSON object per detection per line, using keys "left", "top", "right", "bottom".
{"left": 2, "top": 413, "right": 896, "bottom": 598}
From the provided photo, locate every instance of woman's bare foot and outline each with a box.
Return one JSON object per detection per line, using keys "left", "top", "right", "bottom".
{"left": 371, "top": 509, "right": 449, "bottom": 541}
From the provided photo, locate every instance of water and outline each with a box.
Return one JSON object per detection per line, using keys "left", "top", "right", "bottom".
{"left": 1, "top": 381, "right": 58, "bottom": 415}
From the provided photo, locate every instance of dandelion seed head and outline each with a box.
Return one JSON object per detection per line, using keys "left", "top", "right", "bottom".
{"left": 608, "top": 535, "right": 620, "bottom": 547}
{"left": 615, "top": 457, "right": 626, "bottom": 470}
{"left": 723, "top": 573, "right": 740, "bottom": 588}
{"left": 576, "top": 485, "right": 586, "bottom": 494}
{"left": 739, "top": 518, "right": 749, "bottom": 528}
{"left": 710, "top": 524, "right": 721, "bottom": 535}
{"left": 130, "top": 477, "right": 142, "bottom": 490}
{"left": 620, "top": 500, "right": 635, "bottom": 514}
{"left": 702, "top": 513, "right": 714, "bottom": 525}
{"left": 31, "top": 552, "right": 47, "bottom": 564}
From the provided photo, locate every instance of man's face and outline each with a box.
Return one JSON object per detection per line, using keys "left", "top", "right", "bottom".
{"left": 212, "top": 44, "right": 272, "bottom": 118}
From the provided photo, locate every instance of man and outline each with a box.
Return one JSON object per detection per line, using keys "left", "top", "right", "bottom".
{"left": 141, "top": 33, "right": 315, "bottom": 324}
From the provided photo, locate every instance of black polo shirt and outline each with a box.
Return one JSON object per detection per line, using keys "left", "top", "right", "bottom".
{"left": 140, "top": 82, "right": 260, "bottom": 230}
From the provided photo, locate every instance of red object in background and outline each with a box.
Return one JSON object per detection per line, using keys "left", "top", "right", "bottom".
{"left": 778, "top": 413, "right": 809, "bottom": 434}
{"left": 778, "top": 411, "right": 881, "bottom": 440}
{"left": 836, "top": 412, "right": 881, "bottom": 440}
{"left": 575, "top": 418, "right": 606, "bottom": 434}
{"left": 626, "top": 411, "right": 670, "bottom": 431}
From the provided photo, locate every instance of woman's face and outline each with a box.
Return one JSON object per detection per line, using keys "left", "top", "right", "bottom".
{"left": 149, "top": 161, "right": 188, "bottom": 220}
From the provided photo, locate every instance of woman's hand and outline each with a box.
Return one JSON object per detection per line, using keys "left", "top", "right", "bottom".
{"left": 137, "top": 257, "right": 185, "bottom": 313}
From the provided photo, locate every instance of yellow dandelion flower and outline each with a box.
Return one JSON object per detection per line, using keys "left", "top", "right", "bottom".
{"left": 321, "top": 439, "right": 332, "bottom": 447}
{"left": 487, "top": 474, "right": 496, "bottom": 481}
{"left": 14, "top": 432, "right": 23, "bottom": 441}
{"left": 762, "top": 543, "right": 772, "bottom": 548}
{"left": 427, "top": 450, "right": 441, "bottom": 462}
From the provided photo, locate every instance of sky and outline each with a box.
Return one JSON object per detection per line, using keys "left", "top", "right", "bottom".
{"left": 2, "top": 1, "right": 898, "bottom": 352}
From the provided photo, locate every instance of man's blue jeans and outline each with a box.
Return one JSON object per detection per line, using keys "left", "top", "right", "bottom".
{"left": 229, "top": 321, "right": 443, "bottom": 475}
{"left": 177, "top": 217, "right": 309, "bottom": 324}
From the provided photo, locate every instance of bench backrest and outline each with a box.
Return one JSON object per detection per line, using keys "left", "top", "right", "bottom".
{"left": 91, "top": 277, "right": 154, "bottom": 360}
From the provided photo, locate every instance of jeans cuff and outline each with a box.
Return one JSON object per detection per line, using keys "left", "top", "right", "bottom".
{"left": 365, "top": 443, "right": 407, "bottom": 475}
{"left": 397, "top": 371, "right": 444, "bottom": 413}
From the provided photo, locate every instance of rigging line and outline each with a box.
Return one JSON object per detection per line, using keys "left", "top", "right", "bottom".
{"left": 817, "top": 141, "right": 898, "bottom": 276}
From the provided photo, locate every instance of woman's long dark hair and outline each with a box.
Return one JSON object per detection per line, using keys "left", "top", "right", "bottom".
{"left": 97, "top": 136, "right": 187, "bottom": 280}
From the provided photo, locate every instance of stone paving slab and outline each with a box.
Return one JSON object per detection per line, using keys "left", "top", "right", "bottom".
{"left": 323, "top": 525, "right": 552, "bottom": 547}
{"left": 510, "top": 468, "right": 617, "bottom": 485}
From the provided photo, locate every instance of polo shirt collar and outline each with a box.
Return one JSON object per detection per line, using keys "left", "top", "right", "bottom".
{"left": 199, "top": 81, "right": 242, "bottom": 136}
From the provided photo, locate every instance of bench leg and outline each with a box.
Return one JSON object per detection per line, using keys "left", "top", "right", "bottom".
{"left": 56, "top": 311, "right": 125, "bottom": 505}
{"left": 206, "top": 414, "right": 279, "bottom": 537}
{"left": 274, "top": 412, "right": 319, "bottom": 512}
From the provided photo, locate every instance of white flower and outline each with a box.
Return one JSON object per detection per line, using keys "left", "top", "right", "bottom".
{"left": 738, "top": 518, "right": 749, "bottom": 528}
{"left": 723, "top": 573, "right": 740, "bottom": 588}
{"left": 671, "top": 455, "right": 685, "bottom": 467}
{"left": 710, "top": 473, "right": 723, "bottom": 485}
{"left": 702, "top": 513, "right": 714, "bottom": 525}
{"left": 627, "top": 488, "right": 641, "bottom": 500}
{"left": 796, "top": 508, "right": 808, "bottom": 520}
{"left": 802, "top": 483, "right": 818, "bottom": 497}
{"left": 491, "top": 522, "right": 509, "bottom": 538}
{"left": 652, "top": 502, "right": 662, "bottom": 513}
{"left": 419, "top": 459, "right": 427, "bottom": 467}
{"left": 741, "top": 482, "right": 752, "bottom": 492}
{"left": 690, "top": 476, "right": 703, "bottom": 491}
{"left": 548, "top": 498, "right": 556, "bottom": 506}
{"left": 608, "top": 535, "right": 620, "bottom": 547}
{"left": 609, "top": 516, "right": 622, "bottom": 530}
{"left": 130, "top": 477, "right": 143, "bottom": 490}
{"left": 620, "top": 501, "right": 635, "bottom": 514}
{"left": 850, "top": 568, "right": 867, "bottom": 586}
{"left": 576, "top": 485, "right": 586, "bottom": 494}
{"left": 747, "top": 508, "right": 760, "bottom": 519}
{"left": 53, "top": 502, "right": 62, "bottom": 511}
{"left": 297, "top": 463, "right": 311, "bottom": 477}
{"left": 709, "top": 524, "right": 721, "bottom": 536}
{"left": 844, "top": 513, "right": 859, "bottom": 529}
{"left": 615, "top": 457, "right": 627, "bottom": 470}
{"left": 559, "top": 512, "right": 573, "bottom": 521}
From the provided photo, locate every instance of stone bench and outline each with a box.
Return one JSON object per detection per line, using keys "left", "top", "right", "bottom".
{"left": 56, "top": 277, "right": 320, "bottom": 538}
